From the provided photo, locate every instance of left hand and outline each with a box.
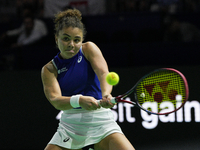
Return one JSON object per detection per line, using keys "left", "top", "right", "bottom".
{"left": 99, "top": 94, "right": 115, "bottom": 108}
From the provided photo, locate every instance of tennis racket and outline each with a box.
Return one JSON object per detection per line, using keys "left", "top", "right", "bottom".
{"left": 110, "top": 68, "right": 189, "bottom": 115}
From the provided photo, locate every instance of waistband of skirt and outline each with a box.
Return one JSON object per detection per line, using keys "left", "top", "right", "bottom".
{"left": 63, "top": 107, "right": 110, "bottom": 114}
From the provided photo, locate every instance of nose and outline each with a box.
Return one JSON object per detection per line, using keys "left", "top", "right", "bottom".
{"left": 68, "top": 40, "right": 74, "bottom": 48}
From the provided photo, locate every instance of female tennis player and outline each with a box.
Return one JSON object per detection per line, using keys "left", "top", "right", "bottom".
{"left": 41, "top": 8, "right": 135, "bottom": 150}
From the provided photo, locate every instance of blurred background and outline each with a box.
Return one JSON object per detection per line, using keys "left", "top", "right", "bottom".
{"left": 0, "top": 0, "right": 200, "bottom": 149}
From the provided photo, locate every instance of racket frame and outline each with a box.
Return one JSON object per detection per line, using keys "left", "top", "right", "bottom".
{"left": 111, "top": 68, "right": 189, "bottom": 115}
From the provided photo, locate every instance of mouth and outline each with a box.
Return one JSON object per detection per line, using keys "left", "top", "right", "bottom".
{"left": 65, "top": 49, "right": 74, "bottom": 52}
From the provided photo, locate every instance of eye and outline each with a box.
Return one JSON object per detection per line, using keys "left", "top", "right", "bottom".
{"left": 63, "top": 37, "right": 70, "bottom": 41}
{"left": 74, "top": 39, "right": 81, "bottom": 43}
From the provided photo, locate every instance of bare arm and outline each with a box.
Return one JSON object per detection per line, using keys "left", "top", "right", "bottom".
{"left": 82, "top": 42, "right": 114, "bottom": 108}
{"left": 41, "top": 61, "right": 100, "bottom": 110}
{"left": 41, "top": 61, "right": 72, "bottom": 110}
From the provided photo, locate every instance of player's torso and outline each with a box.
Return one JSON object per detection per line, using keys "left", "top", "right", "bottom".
{"left": 52, "top": 48, "right": 102, "bottom": 99}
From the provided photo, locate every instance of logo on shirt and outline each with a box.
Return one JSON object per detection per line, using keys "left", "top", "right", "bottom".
{"left": 63, "top": 137, "right": 70, "bottom": 142}
{"left": 58, "top": 67, "right": 68, "bottom": 74}
{"left": 78, "top": 56, "right": 82, "bottom": 63}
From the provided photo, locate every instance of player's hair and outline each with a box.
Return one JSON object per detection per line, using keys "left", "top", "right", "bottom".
{"left": 54, "top": 8, "right": 86, "bottom": 39}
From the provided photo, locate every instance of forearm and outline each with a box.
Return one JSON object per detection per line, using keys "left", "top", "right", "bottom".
{"left": 18, "top": 32, "right": 44, "bottom": 45}
{"left": 49, "top": 95, "right": 100, "bottom": 111}
{"left": 98, "top": 73, "right": 115, "bottom": 108}
{"left": 6, "top": 26, "right": 23, "bottom": 36}
{"left": 99, "top": 73, "right": 113, "bottom": 96}
{"left": 48, "top": 96, "right": 73, "bottom": 110}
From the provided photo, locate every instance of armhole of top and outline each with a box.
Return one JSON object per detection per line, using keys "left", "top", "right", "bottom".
{"left": 80, "top": 46, "right": 85, "bottom": 56}
{"left": 51, "top": 59, "right": 58, "bottom": 70}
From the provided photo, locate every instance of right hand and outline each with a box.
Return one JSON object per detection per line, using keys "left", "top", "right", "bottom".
{"left": 79, "top": 96, "right": 101, "bottom": 110}
{"left": 98, "top": 94, "right": 115, "bottom": 109}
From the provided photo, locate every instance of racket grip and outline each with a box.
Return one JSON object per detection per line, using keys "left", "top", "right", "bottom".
{"left": 110, "top": 97, "right": 117, "bottom": 104}
{"left": 97, "top": 98, "right": 116, "bottom": 106}
{"left": 97, "top": 100, "right": 101, "bottom": 106}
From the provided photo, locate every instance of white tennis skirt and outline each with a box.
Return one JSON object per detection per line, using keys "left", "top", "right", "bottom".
{"left": 48, "top": 107, "right": 123, "bottom": 149}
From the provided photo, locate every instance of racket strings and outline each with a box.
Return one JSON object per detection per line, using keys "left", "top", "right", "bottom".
{"left": 136, "top": 70, "right": 186, "bottom": 113}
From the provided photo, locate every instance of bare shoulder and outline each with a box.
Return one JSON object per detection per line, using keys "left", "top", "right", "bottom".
{"left": 82, "top": 41, "right": 102, "bottom": 59}
{"left": 41, "top": 61, "right": 57, "bottom": 78}
{"left": 82, "top": 41, "right": 99, "bottom": 51}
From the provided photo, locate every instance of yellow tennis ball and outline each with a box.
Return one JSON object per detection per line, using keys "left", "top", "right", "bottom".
{"left": 106, "top": 72, "right": 119, "bottom": 85}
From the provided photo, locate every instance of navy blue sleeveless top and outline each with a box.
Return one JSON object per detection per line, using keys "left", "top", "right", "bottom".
{"left": 52, "top": 47, "right": 102, "bottom": 100}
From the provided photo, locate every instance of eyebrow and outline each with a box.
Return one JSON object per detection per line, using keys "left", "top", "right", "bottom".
{"left": 62, "top": 33, "right": 81, "bottom": 38}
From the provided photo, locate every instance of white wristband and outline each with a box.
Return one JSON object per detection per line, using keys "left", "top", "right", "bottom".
{"left": 70, "top": 94, "right": 82, "bottom": 108}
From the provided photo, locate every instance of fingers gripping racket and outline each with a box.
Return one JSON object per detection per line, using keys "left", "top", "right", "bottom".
{"left": 110, "top": 68, "right": 189, "bottom": 115}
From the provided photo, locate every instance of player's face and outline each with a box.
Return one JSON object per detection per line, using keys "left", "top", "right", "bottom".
{"left": 56, "top": 26, "right": 83, "bottom": 59}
